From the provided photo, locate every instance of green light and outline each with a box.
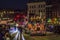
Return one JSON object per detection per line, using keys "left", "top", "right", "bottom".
{"left": 47, "top": 18, "right": 52, "bottom": 23}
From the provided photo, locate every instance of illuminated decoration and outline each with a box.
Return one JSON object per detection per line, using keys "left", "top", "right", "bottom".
{"left": 7, "top": 11, "right": 14, "bottom": 14}
{"left": 52, "top": 18, "right": 58, "bottom": 24}
{"left": 9, "top": 11, "right": 14, "bottom": 14}
{"left": 59, "top": 22, "right": 60, "bottom": 24}
{"left": 1, "top": 14, "right": 3, "bottom": 17}
{"left": 30, "top": 17, "right": 33, "bottom": 21}
{"left": 23, "top": 15, "right": 25, "bottom": 18}
{"left": 38, "top": 17, "right": 40, "bottom": 20}
{"left": 40, "top": 12, "right": 42, "bottom": 18}
{"left": 14, "top": 14, "right": 26, "bottom": 22}
{"left": 16, "top": 23, "right": 19, "bottom": 27}
{"left": 54, "top": 18, "right": 58, "bottom": 24}
{"left": 28, "top": 23, "right": 32, "bottom": 29}
{"left": 3, "top": 11, "right": 6, "bottom": 13}
{"left": 47, "top": 18, "right": 52, "bottom": 23}
{"left": 0, "top": 21, "right": 7, "bottom": 24}
{"left": 58, "top": 18, "right": 60, "bottom": 24}
{"left": 33, "top": 16, "right": 35, "bottom": 20}
{"left": 36, "top": 16, "right": 39, "bottom": 20}
{"left": 55, "top": 18, "right": 57, "bottom": 21}
{"left": 41, "top": 19, "right": 44, "bottom": 23}
{"left": 43, "top": 16, "right": 46, "bottom": 19}
{"left": 16, "top": 15, "right": 20, "bottom": 18}
{"left": 14, "top": 18, "right": 17, "bottom": 20}
{"left": 30, "top": 16, "right": 41, "bottom": 21}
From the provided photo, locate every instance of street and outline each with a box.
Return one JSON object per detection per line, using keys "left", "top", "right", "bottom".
{"left": 9, "top": 27, "right": 25, "bottom": 40}
{"left": 24, "top": 33, "right": 60, "bottom": 40}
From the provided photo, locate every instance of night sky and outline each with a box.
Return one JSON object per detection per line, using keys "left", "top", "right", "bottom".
{"left": 0, "top": 0, "right": 28, "bottom": 9}
{"left": 0, "top": 0, "right": 60, "bottom": 10}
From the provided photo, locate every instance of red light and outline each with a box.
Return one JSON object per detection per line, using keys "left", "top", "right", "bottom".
{"left": 14, "top": 18, "right": 17, "bottom": 20}
{"left": 16, "top": 15, "right": 20, "bottom": 18}
{"left": 23, "top": 15, "right": 25, "bottom": 17}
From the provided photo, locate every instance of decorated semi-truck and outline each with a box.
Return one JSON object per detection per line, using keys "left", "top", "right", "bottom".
{"left": 25, "top": 16, "right": 46, "bottom": 36}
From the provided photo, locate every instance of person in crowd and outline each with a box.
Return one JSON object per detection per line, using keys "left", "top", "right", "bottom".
{"left": 0, "top": 26, "right": 4, "bottom": 40}
{"left": 4, "top": 32, "right": 11, "bottom": 40}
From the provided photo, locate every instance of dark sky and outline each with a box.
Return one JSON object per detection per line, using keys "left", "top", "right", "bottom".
{"left": 0, "top": 0, "right": 59, "bottom": 9}
{"left": 0, "top": 0, "right": 28, "bottom": 9}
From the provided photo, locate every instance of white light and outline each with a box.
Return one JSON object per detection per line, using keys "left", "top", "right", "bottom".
{"left": 22, "top": 34, "right": 25, "bottom": 40}
{"left": 16, "top": 23, "right": 19, "bottom": 27}
{"left": 9, "top": 27, "right": 25, "bottom": 40}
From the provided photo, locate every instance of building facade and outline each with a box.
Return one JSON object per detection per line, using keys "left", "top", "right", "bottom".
{"left": 46, "top": 0, "right": 60, "bottom": 18}
{"left": 46, "top": 5, "right": 52, "bottom": 18}
{"left": 52, "top": 1, "right": 60, "bottom": 18}
{"left": 27, "top": 1, "right": 46, "bottom": 19}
